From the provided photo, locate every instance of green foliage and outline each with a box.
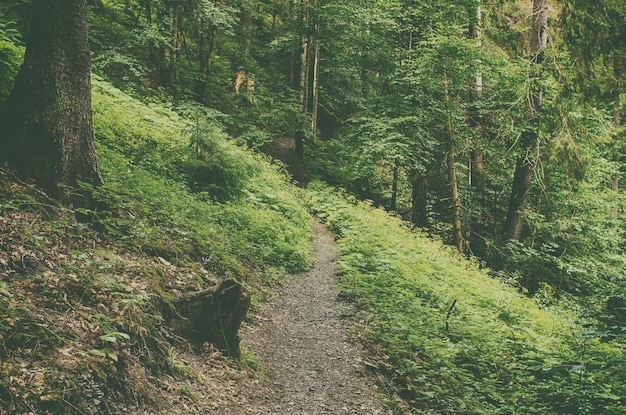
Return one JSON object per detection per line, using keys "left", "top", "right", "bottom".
{"left": 1, "top": 71, "right": 313, "bottom": 414}
{"left": 308, "top": 181, "right": 626, "bottom": 414}
{"left": 0, "top": 16, "right": 24, "bottom": 100}
{"left": 91, "top": 77, "right": 311, "bottom": 278}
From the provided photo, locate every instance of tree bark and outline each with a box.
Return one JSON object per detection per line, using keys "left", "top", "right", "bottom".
{"left": 468, "top": 3, "right": 485, "bottom": 191}
{"left": 169, "top": 1, "right": 184, "bottom": 82}
{"left": 166, "top": 279, "right": 250, "bottom": 359}
{"left": 411, "top": 172, "right": 428, "bottom": 228}
{"left": 504, "top": 155, "right": 533, "bottom": 241}
{"left": 444, "top": 72, "right": 464, "bottom": 254}
{"left": 238, "top": 3, "right": 253, "bottom": 60}
{"left": 391, "top": 160, "right": 399, "bottom": 211}
{"left": 0, "top": 0, "right": 102, "bottom": 200}
{"left": 529, "top": 0, "right": 548, "bottom": 66}
{"left": 311, "top": 7, "right": 321, "bottom": 143}
{"left": 295, "top": 0, "right": 310, "bottom": 160}
{"left": 503, "top": 0, "right": 546, "bottom": 240}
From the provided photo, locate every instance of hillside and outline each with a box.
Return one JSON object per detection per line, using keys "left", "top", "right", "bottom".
{"left": 1, "top": 0, "right": 626, "bottom": 413}
{"left": 1, "top": 79, "right": 624, "bottom": 414}
{"left": 308, "top": 183, "right": 626, "bottom": 414}
{"left": 0, "top": 79, "right": 313, "bottom": 414}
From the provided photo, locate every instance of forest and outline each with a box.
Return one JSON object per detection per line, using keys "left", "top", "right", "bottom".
{"left": 0, "top": 0, "right": 625, "bottom": 413}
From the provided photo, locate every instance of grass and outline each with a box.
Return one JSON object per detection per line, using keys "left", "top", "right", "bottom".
{"left": 0, "top": 77, "right": 313, "bottom": 414}
{"left": 307, "top": 181, "right": 626, "bottom": 414}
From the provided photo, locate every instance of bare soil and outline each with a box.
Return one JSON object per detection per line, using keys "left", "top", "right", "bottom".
{"left": 237, "top": 221, "right": 390, "bottom": 414}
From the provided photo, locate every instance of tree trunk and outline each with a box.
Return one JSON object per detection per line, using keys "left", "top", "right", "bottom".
{"left": 470, "top": 148, "right": 485, "bottom": 190}
{"left": 197, "top": 18, "right": 216, "bottom": 102}
{"left": 166, "top": 279, "right": 250, "bottom": 359}
{"left": 311, "top": 9, "right": 321, "bottom": 143}
{"left": 503, "top": 0, "right": 546, "bottom": 240}
{"left": 238, "top": 3, "right": 253, "bottom": 64}
{"left": 411, "top": 172, "right": 428, "bottom": 228}
{"left": 504, "top": 155, "right": 533, "bottom": 241}
{"left": 391, "top": 160, "right": 399, "bottom": 211}
{"left": 529, "top": 0, "right": 548, "bottom": 66}
{"left": 296, "top": 0, "right": 310, "bottom": 160}
{"left": 447, "top": 133, "right": 464, "bottom": 254}
{"left": 157, "top": 4, "right": 172, "bottom": 85}
{"left": 0, "top": 0, "right": 102, "bottom": 200}
{"left": 468, "top": 3, "right": 485, "bottom": 191}
{"left": 444, "top": 72, "right": 464, "bottom": 254}
{"left": 169, "top": 2, "right": 184, "bottom": 82}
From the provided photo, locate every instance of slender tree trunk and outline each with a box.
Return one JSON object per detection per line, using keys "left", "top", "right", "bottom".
{"left": 411, "top": 172, "right": 428, "bottom": 228}
{"left": 239, "top": 4, "right": 253, "bottom": 60}
{"left": 295, "top": 0, "right": 310, "bottom": 160}
{"left": 311, "top": 8, "right": 321, "bottom": 143}
{"left": 469, "top": 3, "right": 485, "bottom": 191}
{"left": 391, "top": 160, "right": 399, "bottom": 211}
{"left": 288, "top": 0, "right": 296, "bottom": 88}
{"left": 0, "top": 0, "right": 102, "bottom": 200}
{"left": 157, "top": 4, "right": 172, "bottom": 85}
{"left": 170, "top": 2, "right": 184, "bottom": 82}
{"left": 298, "top": 4, "right": 310, "bottom": 112}
{"left": 197, "top": 19, "right": 216, "bottom": 102}
{"left": 504, "top": 0, "right": 547, "bottom": 241}
{"left": 444, "top": 72, "right": 464, "bottom": 254}
{"left": 447, "top": 133, "right": 464, "bottom": 253}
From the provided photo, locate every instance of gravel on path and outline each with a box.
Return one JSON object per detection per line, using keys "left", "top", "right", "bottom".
{"left": 239, "top": 221, "right": 390, "bottom": 414}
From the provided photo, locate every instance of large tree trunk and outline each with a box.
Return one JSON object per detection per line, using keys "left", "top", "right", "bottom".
{"left": 0, "top": 0, "right": 102, "bottom": 200}
{"left": 504, "top": 155, "right": 533, "bottom": 241}
{"left": 503, "top": 0, "right": 547, "bottom": 241}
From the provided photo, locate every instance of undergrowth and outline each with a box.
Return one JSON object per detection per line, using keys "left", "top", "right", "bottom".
{"left": 0, "top": 78, "right": 311, "bottom": 414}
{"left": 307, "top": 181, "right": 625, "bottom": 415}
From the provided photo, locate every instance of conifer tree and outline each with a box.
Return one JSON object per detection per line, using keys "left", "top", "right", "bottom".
{"left": 0, "top": 0, "right": 102, "bottom": 201}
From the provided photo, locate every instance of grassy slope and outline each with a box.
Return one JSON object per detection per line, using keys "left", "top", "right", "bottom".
{"left": 0, "top": 78, "right": 623, "bottom": 414}
{"left": 0, "top": 78, "right": 312, "bottom": 414}
{"left": 308, "top": 182, "right": 625, "bottom": 414}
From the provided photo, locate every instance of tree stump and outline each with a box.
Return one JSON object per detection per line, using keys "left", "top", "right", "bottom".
{"left": 166, "top": 279, "right": 250, "bottom": 358}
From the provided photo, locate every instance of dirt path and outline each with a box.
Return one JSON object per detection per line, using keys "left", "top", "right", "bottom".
{"left": 140, "top": 222, "right": 390, "bottom": 414}
{"left": 239, "top": 222, "right": 389, "bottom": 414}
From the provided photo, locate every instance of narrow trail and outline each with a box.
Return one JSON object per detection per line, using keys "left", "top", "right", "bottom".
{"left": 240, "top": 221, "right": 389, "bottom": 414}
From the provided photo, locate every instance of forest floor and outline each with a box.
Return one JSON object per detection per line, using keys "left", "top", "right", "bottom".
{"left": 142, "top": 222, "right": 392, "bottom": 414}
{"left": 0, "top": 160, "right": 397, "bottom": 414}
